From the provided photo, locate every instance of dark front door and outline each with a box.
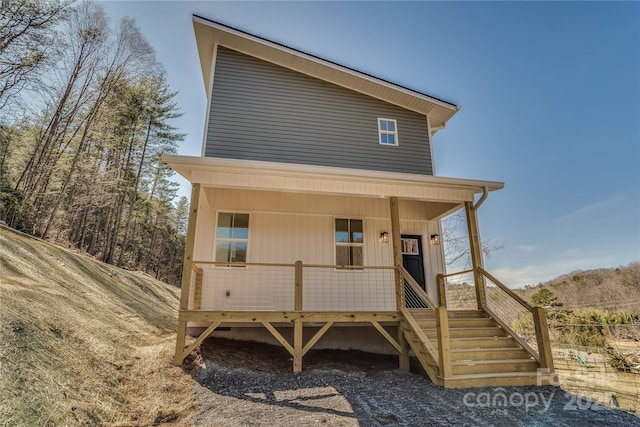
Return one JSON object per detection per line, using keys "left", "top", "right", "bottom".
{"left": 401, "top": 235, "right": 426, "bottom": 290}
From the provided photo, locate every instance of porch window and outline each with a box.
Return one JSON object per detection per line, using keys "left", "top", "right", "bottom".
{"left": 335, "top": 218, "right": 363, "bottom": 267}
{"left": 215, "top": 212, "right": 249, "bottom": 263}
{"left": 378, "top": 118, "right": 398, "bottom": 146}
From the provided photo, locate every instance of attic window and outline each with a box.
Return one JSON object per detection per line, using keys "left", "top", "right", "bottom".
{"left": 378, "top": 118, "right": 398, "bottom": 146}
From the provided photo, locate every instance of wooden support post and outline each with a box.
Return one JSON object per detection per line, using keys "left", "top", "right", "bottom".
{"left": 390, "top": 197, "right": 403, "bottom": 310}
{"left": 294, "top": 260, "right": 303, "bottom": 311}
{"left": 397, "top": 322, "right": 410, "bottom": 370}
{"left": 390, "top": 197, "right": 410, "bottom": 369}
{"left": 174, "top": 183, "right": 201, "bottom": 366}
{"left": 174, "top": 321, "right": 187, "bottom": 366}
{"left": 533, "top": 307, "right": 555, "bottom": 373}
{"left": 293, "top": 320, "right": 303, "bottom": 373}
{"left": 435, "top": 306, "right": 452, "bottom": 379}
{"left": 464, "top": 201, "right": 486, "bottom": 310}
{"left": 437, "top": 274, "right": 447, "bottom": 308}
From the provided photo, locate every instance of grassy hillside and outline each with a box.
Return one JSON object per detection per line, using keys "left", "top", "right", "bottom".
{"left": 0, "top": 227, "right": 195, "bottom": 426}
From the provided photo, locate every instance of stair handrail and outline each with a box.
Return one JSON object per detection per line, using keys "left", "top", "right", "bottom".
{"left": 398, "top": 266, "right": 437, "bottom": 310}
{"left": 438, "top": 268, "right": 475, "bottom": 279}
{"left": 477, "top": 267, "right": 534, "bottom": 313}
{"left": 483, "top": 306, "right": 541, "bottom": 362}
{"left": 399, "top": 307, "right": 439, "bottom": 366}
{"left": 477, "top": 267, "right": 555, "bottom": 371}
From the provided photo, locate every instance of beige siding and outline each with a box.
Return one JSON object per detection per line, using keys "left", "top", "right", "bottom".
{"left": 194, "top": 188, "right": 445, "bottom": 310}
{"left": 190, "top": 169, "right": 477, "bottom": 204}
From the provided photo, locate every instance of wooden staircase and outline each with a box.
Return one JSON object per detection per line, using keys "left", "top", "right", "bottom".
{"left": 403, "top": 309, "right": 557, "bottom": 388}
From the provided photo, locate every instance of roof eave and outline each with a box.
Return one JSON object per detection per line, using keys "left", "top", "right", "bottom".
{"left": 162, "top": 155, "right": 504, "bottom": 196}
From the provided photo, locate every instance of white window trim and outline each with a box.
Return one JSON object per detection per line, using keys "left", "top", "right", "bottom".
{"left": 378, "top": 118, "right": 399, "bottom": 146}
{"left": 334, "top": 217, "right": 365, "bottom": 270}
{"left": 214, "top": 211, "right": 251, "bottom": 268}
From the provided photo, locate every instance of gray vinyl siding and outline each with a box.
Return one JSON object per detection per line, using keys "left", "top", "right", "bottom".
{"left": 206, "top": 47, "right": 433, "bottom": 175}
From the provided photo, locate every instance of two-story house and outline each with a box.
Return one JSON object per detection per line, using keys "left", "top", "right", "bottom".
{"left": 163, "top": 16, "right": 555, "bottom": 388}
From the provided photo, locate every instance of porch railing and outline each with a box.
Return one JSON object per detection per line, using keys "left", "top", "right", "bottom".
{"left": 188, "top": 261, "right": 396, "bottom": 312}
{"left": 184, "top": 261, "right": 553, "bottom": 375}
{"left": 437, "top": 268, "right": 555, "bottom": 372}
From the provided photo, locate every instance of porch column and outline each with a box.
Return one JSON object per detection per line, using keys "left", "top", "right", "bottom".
{"left": 174, "top": 183, "right": 201, "bottom": 365}
{"left": 464, "top": 201, "right": 487, "bottom": 310}
{"left": 390, "top": 196, "right": 410, "bottom": 370}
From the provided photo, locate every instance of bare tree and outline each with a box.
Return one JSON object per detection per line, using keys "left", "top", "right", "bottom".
{"left": 15, "top": 0, "right": 109, "bottom": 214}
{"left": 441, "top": 208, "right": 503, "bottom": 269}
{"left": 0, "top": 0, "right": 71, "bottom": 112}
{"left": 40, "top": 15, "right": 157, "bottom": 238}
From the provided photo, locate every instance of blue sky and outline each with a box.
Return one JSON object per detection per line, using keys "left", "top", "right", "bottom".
{"left": 101, "top": 1, "right": 639, "bottom": 287}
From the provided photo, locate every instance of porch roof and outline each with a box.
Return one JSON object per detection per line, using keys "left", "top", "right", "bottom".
{"left": 163, "top": 155, "right": 504, "bottom": 205}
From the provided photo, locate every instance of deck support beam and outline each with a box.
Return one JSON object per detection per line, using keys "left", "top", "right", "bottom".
{"left": 302, "top": 322, "right": 334, "bottom": 356}
{"left": 465, "top": 201, "right": 486, "bottom": 310}
{"left": 371, "top": 321, "right": 402, "bottom": 353}
{"left": 262, "top": 322, "right": 294, "bottom": 356}
{"left": 174, "top": 183, "right": 201, "bottom": 365}
{"left": 179, "top": 321, "right": 221, "bottom": 362}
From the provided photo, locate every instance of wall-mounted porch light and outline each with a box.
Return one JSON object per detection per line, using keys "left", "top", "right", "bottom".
{"left": 430, "top": 234, "right": 440, "bottom": 245}
{"left": 379, "top": 231, "right": 389, "bottom": 244}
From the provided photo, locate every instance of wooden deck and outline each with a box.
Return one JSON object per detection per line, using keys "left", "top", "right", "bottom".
{"left": 175, "top": 307, "right": 557, "bottom": 388}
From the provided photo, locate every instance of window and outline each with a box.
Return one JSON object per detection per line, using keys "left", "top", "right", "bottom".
{"left": 215, "top": 213, "right": 249, "bottom": 263}
{"left": 335, "top": 218, "right": 363, "bottom": 267}
{"left": 378, "top": 118, "right": 398, "bottom": 146}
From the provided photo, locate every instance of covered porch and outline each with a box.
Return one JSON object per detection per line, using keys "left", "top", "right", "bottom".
{"left": 164, "top": 155, "right": 555, "bottom": 387}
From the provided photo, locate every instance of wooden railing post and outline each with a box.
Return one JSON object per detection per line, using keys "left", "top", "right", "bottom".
{"left": 533, "top": 306, "right": 555, "bottom": 373}
{"left": 436, "top": 306, "right": 452, "bottom": 380}
{"left": 437, "top": 274, "right": 447, "bottom": 308}
{"left": 464, "top": 201, "right": 486, "bottom": 310}
{"left": 192, "top": 266, "right": 204, "bottom": 310}
{"left": 294, "top": 260, "right": 303, "bottom": 311}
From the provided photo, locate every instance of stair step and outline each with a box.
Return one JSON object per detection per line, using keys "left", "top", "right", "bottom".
{"left": 450, "top": 336, "right": 520, "bottom": 349}
{"left": 443, "top": 371, "right": 557, "bottom": 388}
{"left": 422, "top": 326, "right": 509, "bottom": 338}
{"left": 408, "top": 309, "right": 489, "bottom": 319}
{"left": 448, "top": 318, "right": 496, "bottom": 327}
{"left": 447, "top": 310, "right": 490, "bottom": 319}
{"left": 415, "top": 318, "right": 497, "bottom": 328}
{"left": 452, "top": 358, "right": 539, "bottom": 375}
{"left": 451, "top": 348, "right": 533, "bottom": 361}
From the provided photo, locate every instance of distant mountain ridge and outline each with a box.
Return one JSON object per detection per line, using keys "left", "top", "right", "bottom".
{"left": 517, "top": 262, "right": 640, "bottom": 311}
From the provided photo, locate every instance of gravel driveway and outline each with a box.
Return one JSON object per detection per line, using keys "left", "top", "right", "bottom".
{"left": 191, "top": 338, "right": 640, "bottom": 426}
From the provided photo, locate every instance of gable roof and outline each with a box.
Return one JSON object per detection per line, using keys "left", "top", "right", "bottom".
{"left": 192, "top": 15, "right": 460, "bottom": 134}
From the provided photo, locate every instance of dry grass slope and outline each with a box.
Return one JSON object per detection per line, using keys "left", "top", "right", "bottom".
{"left": 0, "top": 227, "right": 196, "bottom": 426}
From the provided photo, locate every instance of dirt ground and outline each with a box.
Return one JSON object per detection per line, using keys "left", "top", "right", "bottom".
{"left": 189, "top": 338, "right": 640, "bottom": 427}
